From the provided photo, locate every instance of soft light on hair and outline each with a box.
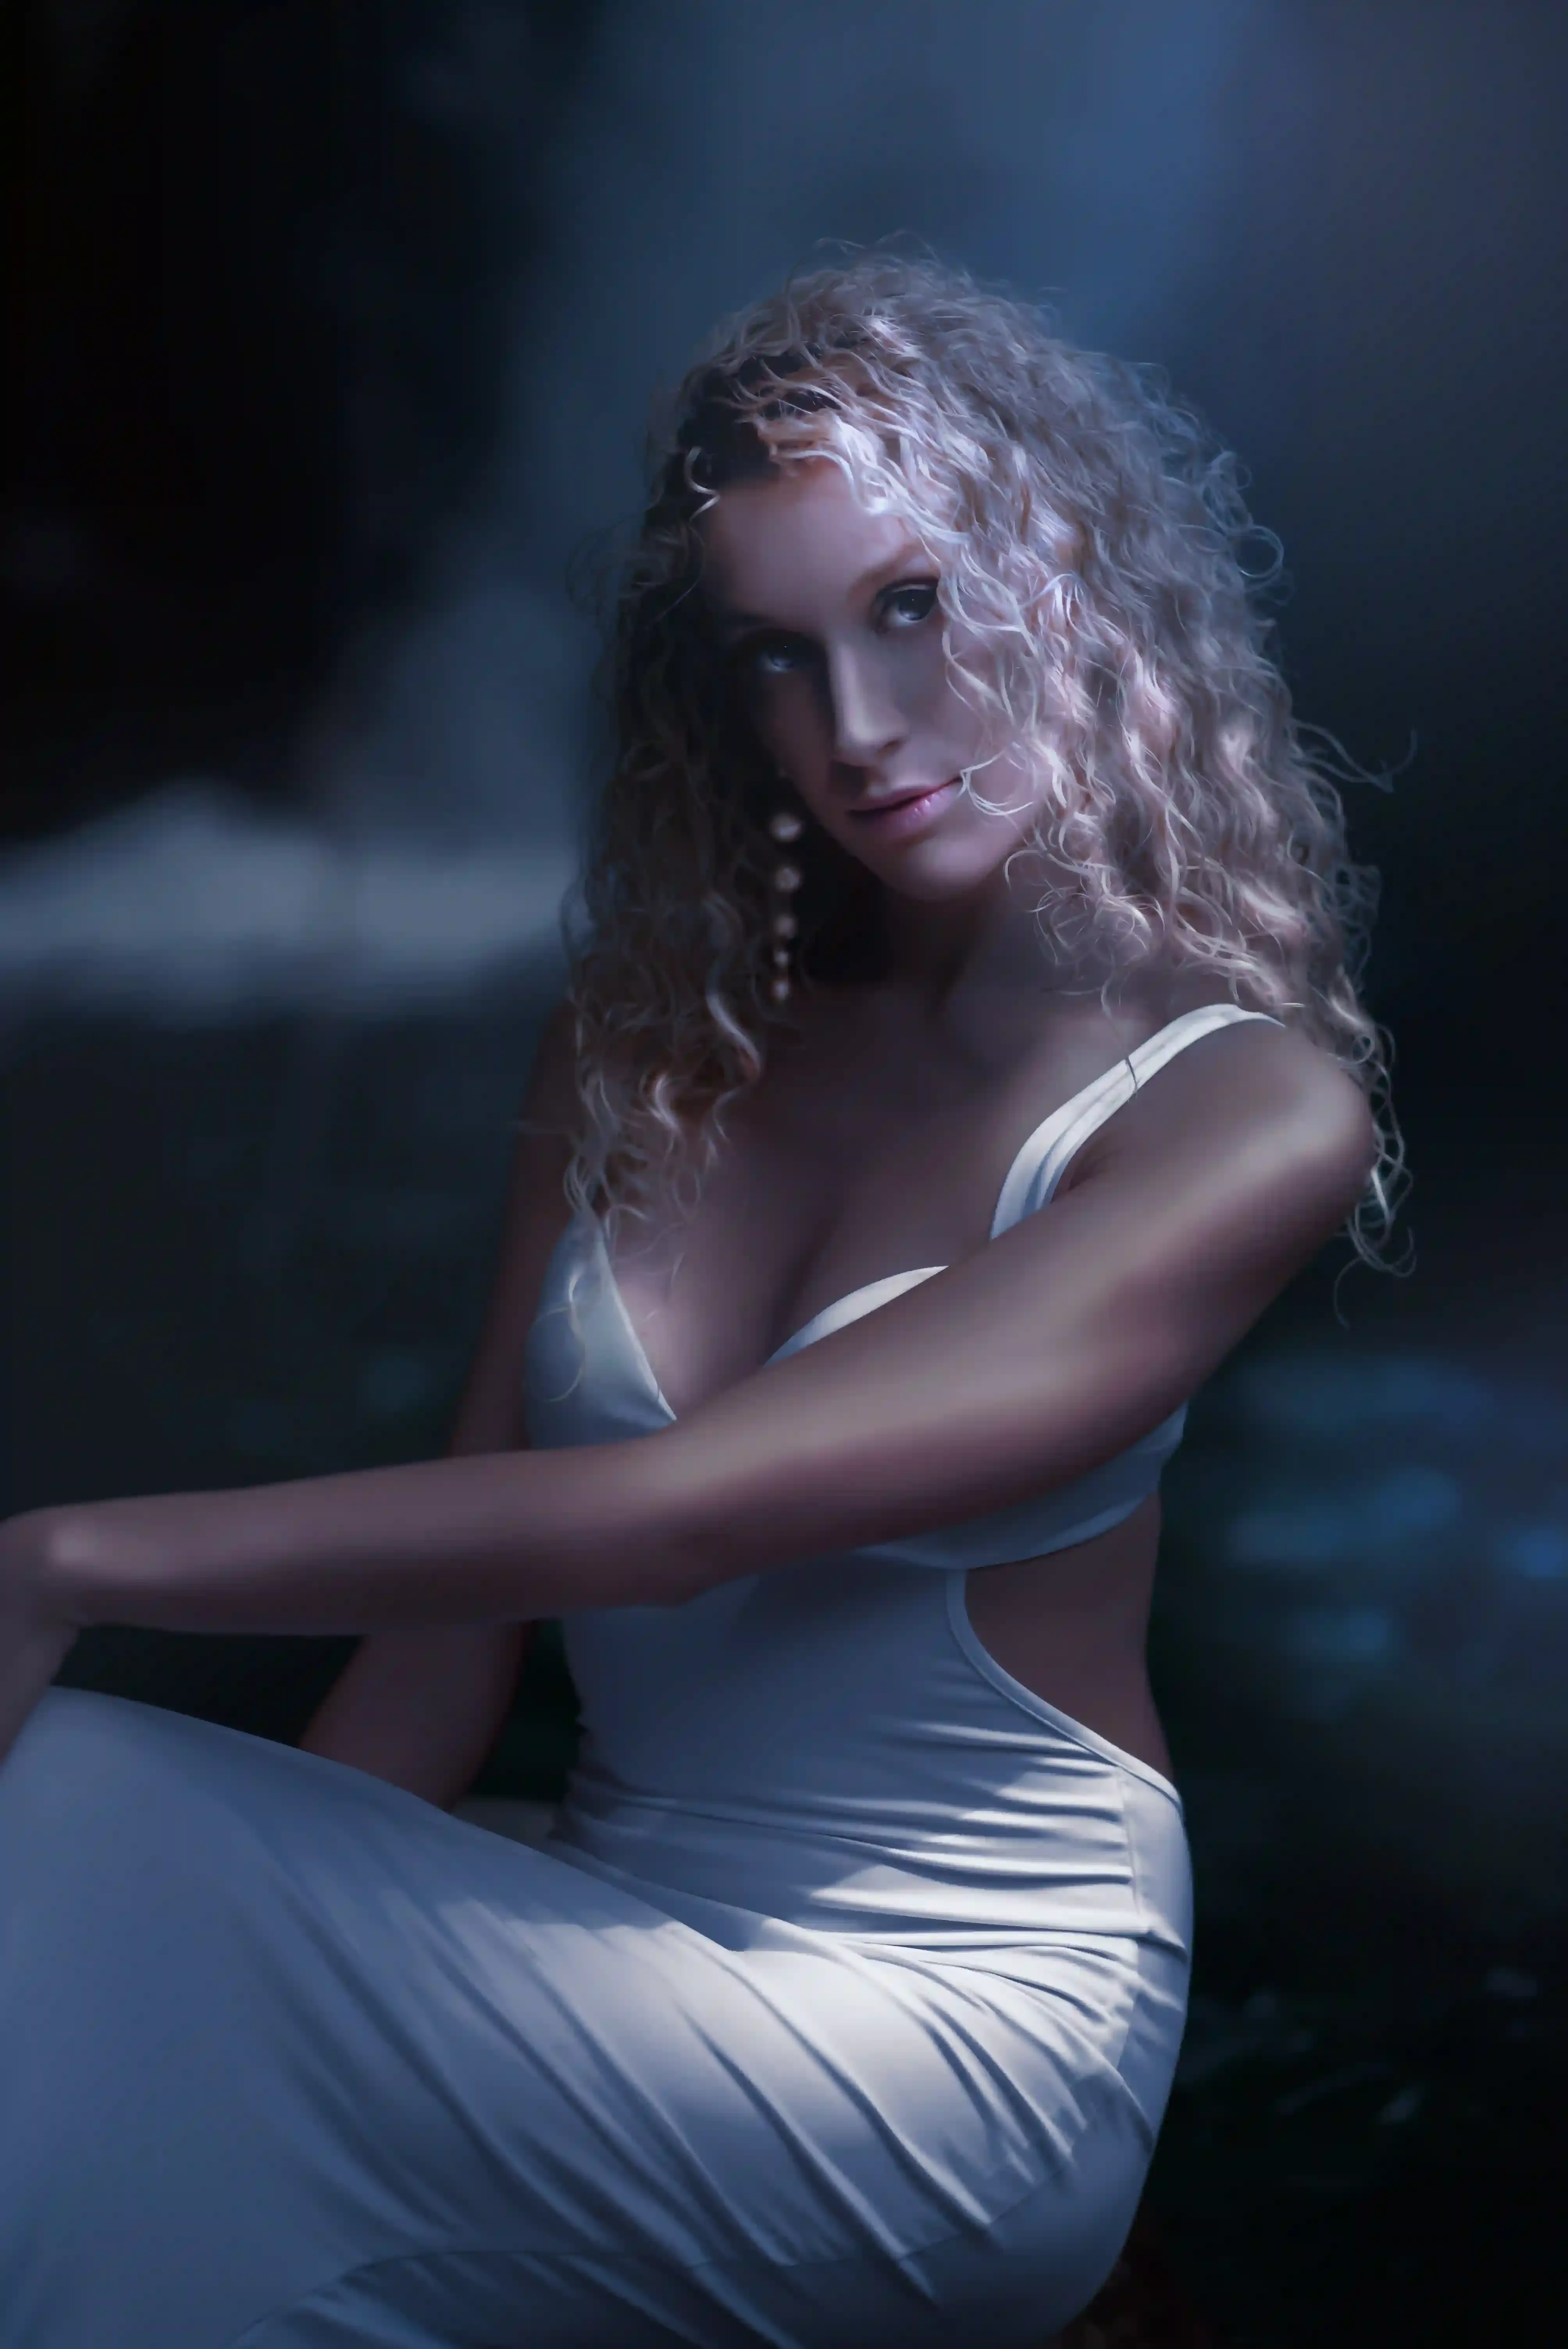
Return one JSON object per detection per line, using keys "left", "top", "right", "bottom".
{"left": 541, "top": 249, "right": 1408, "bottom": 1374}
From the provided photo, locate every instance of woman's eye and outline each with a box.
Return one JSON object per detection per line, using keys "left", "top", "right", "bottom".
{"left": 736, "top": 634, "right": 809, "bottom": 680}
{"left": 885, "top": 583, "right": 939, "bottom": 627}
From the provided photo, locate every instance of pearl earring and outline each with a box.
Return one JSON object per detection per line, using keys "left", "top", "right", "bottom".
{"left": 766, "top": 800, "right": 804, "bottom": 1003}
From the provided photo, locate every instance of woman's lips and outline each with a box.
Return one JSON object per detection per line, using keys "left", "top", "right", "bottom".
{"left": 846, "top": 777, "right": 961, "bottom": 838}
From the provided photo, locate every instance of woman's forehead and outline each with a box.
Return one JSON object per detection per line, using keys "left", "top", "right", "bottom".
{"left": 702, "top": 463, "right": 928, "bottom": 624}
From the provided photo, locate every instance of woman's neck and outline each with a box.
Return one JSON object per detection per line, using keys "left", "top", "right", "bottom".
{"left": 866, "top": 866, "right": 1130, "bottom": 1032}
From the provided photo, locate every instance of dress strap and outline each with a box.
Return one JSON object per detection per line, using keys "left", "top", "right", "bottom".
{"left": 988, "top": 1004, "right": 1285, "bottom": 1239}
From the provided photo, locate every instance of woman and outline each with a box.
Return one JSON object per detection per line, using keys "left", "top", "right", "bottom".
{"left": 0, "top": 255, "right": 1397, "bottom": 2347}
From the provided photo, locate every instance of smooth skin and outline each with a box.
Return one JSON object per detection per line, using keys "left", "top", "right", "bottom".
{"left": 0, "top": 463, "right": 1376, "bottom": 1795}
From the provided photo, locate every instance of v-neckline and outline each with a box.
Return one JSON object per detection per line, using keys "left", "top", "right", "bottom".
{"left": 585, "top": 1003, "right": 1274, "bottom": 1426}
{"left": 594, "top": 1221, "right": 946, "bottom": 1424}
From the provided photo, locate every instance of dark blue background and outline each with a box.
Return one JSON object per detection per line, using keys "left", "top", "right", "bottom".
{"left": 7, "top": 7, "right": 1565, "bottom": 2341}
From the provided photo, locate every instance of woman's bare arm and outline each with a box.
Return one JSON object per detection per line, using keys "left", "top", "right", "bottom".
{"left": 13, "top": 1021, "right": 1376, "bottom": 1638}
{"left": 293, "top": 997, "right": 578, "bottom": 1807}
{"left": 667, "top": 1019, "right": 1377, "bottom": 1581}
{"left": 295, "top": 1622, "right": 531, "bottom": 1809}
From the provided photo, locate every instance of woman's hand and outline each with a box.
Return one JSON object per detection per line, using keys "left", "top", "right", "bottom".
{"left": 0, "top": 1513, "right": 81, "bottom": 1767}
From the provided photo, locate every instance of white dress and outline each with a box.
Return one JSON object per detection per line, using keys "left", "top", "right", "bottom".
{"left": 0, "top": 1004, "right": 1276, "bottom": 2347}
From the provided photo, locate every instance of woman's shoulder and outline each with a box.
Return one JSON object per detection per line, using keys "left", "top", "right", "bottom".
{"left": 1085, "top": 988, "right": 1376, "bottom": 1201}
{"left": 1026, "top": 960, "right": 1370, "bottom": 1208}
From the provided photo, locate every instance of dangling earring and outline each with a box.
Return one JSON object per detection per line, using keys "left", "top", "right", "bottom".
{"left": 765, "top": 797, "right": 804, "bottom": 1003}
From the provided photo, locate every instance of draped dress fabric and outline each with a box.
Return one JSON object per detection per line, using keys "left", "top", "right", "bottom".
{"left": 0, "top": 1004, "right": 1278, "bottom": 2347}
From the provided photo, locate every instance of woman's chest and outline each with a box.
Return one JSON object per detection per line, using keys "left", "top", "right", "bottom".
{"left": 605, "top": 1100, "right": 979, "bottom": 1420}
{"left": 599, "top": 966, "right": 1238, "bottom": 1421}
{"left": 603, "top": 1011, "right": 1105, "bottom": 1420}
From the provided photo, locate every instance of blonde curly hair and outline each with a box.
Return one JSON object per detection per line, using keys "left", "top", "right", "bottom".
{"left": 551, "top": 249, "right": 1406, "bottom": 1334}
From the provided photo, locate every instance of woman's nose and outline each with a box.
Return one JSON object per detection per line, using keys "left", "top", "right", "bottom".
{"left": 825, "top": 642, "right": 907, "bottom": 766}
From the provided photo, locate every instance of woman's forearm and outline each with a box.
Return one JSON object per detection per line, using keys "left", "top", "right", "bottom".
{"left": 297, "top": 1622, "right": 533, "bottom": 1810}
{"left": 12, "top": 1434, "right": 705, "bottom": 1639}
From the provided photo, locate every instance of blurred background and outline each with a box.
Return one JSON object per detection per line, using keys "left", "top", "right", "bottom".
{"left": 6, "top": 4, "right": 1566, "bottom": 2342}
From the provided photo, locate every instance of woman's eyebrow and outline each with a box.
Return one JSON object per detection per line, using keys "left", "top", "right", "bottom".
{"left": 711, "top": 547, "right": 933, "bottom": 641}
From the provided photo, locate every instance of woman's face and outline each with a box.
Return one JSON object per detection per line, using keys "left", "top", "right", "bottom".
{"left": 702, "top": 458, "right": 1039, "bottom": 904}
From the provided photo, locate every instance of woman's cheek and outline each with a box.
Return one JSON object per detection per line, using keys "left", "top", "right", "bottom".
{"left": 764, "top": 691, "right": 823, "bottom": 780}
